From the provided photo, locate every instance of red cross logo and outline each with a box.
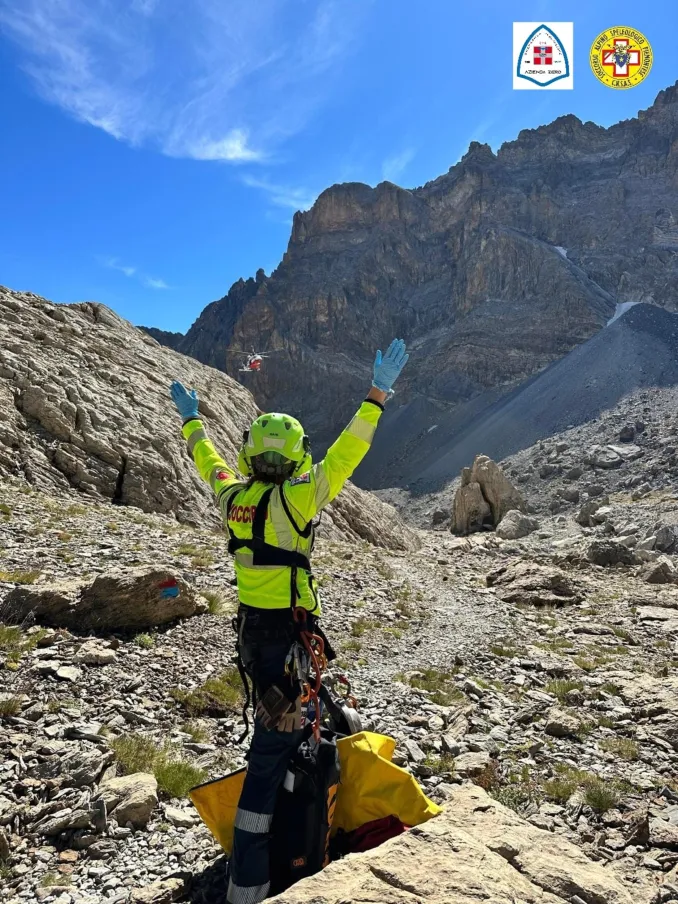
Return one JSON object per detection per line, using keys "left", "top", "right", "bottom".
{"left": 601, "top": 38, "right": 640, "bottom": 78}
{"left": 533, "top": 44, "right": 553, "bottom": 65}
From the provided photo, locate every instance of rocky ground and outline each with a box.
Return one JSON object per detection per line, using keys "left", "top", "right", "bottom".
{"left": 1, "top": 402, "right": 678, "bottom": 903}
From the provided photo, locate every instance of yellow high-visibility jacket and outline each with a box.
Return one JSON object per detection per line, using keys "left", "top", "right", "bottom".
{"left": 182, "top": 399, "right": 383, "bottom": 614}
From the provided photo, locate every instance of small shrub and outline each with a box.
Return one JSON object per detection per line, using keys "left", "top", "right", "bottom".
{"left": 171, "top": 667, "right": 243, "bottom": 716}
{"left": 106, "top": 522, "right": 120, "bottom": 532}
{"left": 342, "top": 639, "right": 362, "bottom": 653}
{"left": 584, "top": 778, "right": 619, "bottom": 814}
{"left": 0, "top": 570, "right": 41, "bottom": 585}
{"left": 350, "top": 617, "right": 378, "bottom": 637}
{"left": 600, "top": 737, "right": 639, "bottom": 761}
{"left": 110, "top": 732, "right": 206, "bottom": 799}
{"left": 39, "top": 872, "right": 71, "bottom": 888}
{"left": 177, "top": 543, "right": 200, "bottom": 556}
{"left": 110, "top": 733, "right": 157, "bottom": 773}
{"left": 545, "top": 678, "right": 584, "bottom": 702}
{"left": 155, "top": 758, "right": 206, "bottom": 798}
{"left": 182, "top": 720, "right": 210, "bottom": 743}
{"left": 0, "top": 695, "right": 23, "bottom": 717}
{"left": 134, "top": 633, "right": 155, "bottom": 649}
{"left": 490, "top": 643, "right": 518, "bottom": 658}
{"left": 56, "top": 531, "right": 73, "bottom": 542}
{"left": 474, "top": 760, "right": 501, "bottom": 792}
{"left": 203, "top": 589, "right": 233, "bottom": 616}
{"left": 0, "top": 624, "right": 47, "bottom": 666}
{"left": 0, "top": 503, "right": 11, "bottom": 519}
{"left": 403, "top": 668, "right": 463, "bottom": 706}
{"left": 424, "top": 752, "right": 456, "bottom": 775}
{"left": 65, "top": 504, "right": 86, "bottom": 516}
{"left": 192, "top": 551, "right": 215, "bottom": 569}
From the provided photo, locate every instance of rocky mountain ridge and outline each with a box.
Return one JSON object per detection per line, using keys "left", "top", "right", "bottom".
{"left": 146, "top": 82, "right": 678, "bottom": 460}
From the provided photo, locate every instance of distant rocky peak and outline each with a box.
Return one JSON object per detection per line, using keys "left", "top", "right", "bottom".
{"left": 460, "top": 141, "right": 496, "bottom": 165}
{"left": 652, "top": 79, "right": 678, "bottom": 107}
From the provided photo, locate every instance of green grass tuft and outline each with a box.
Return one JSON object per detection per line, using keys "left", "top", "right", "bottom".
{"left": 400, "top": 668, "right": 464, "bottom": 706}
{"left": 545, "top": 678, "right": 584, "bottom": 702}
{"left": 134, "top": 633, "right": 155, "bottom": 649}
{"left": 171, "top": 667, "right": 243, "bottom": 716}
{"left": 202, "top": 589, "right": 234, "bottom": 616}
{"left": 110, "top": 732, "right": 207, "bottom": 798}
{"left": 181, "top": 720, "right": 210, "bottom": 743}
{"left": 584, "top": 778, "right": 619, "bottom": 814}
{"left": 0, "top": 570, "right": 41, "bottom": 585}
{"left": 0, "top": 624, "right": 48, "bottom": 666}
{"left": 600, "top": 737, "right": 639, "bottom": 761}
{"left": 350, "top": 617, "right": 379, "bottom": 637}
{"left": 39, "top": 872, "right": 71, "bottom": 888}
{"left": 0, "top": 695, "right": 23, "bottom": 717}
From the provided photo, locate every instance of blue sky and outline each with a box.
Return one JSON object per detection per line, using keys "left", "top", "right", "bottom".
{"left": 0, "top": 0, "right": 674, "bottom": 332}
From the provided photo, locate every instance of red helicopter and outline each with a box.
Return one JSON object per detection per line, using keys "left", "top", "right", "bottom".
{"left": 235, "top": 349, "right": 279, "bottom": 374}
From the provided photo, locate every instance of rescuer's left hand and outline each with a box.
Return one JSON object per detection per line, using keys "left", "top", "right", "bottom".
{"left": 372, "top": 338, "right": 409, "bottom": 393}
{"left": 170, "top": 381, "right": 199, "bottom": 421}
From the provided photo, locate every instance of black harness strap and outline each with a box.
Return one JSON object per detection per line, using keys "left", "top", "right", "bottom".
{"left": 226, "top": 486, "right": 312, "bottom": 572}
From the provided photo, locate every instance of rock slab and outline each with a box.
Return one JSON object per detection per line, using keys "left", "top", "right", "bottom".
{"left": 4, "top": 567, "right": 202, "bottom": 631}
{"left": 269, "top": 784, "right": 636, "bottom": 903}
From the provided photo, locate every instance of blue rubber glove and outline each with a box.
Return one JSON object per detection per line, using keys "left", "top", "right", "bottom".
{"left": 372, "top": 339, "right": 409, "bottom": 393}
{"left": 170, "top": 381, "right": 199, "bottom": 421}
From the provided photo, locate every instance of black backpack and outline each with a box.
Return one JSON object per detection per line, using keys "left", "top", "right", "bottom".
{"left": 269, "top": 728, "right": 340, "bottom": 895}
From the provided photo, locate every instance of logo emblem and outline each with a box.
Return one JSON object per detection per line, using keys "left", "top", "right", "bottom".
{"left": 514, "top": 23, "right": 573, "bottom": 89}
{"left": 590, "top": 27, "right": 653, "bottom": 89}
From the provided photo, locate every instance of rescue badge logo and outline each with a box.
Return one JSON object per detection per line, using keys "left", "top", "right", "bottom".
{"left": 513, "top": 22, "right": 573, "bottom": 89}
{"left": 590, "top": 27, "right": 653, "bottom": 89}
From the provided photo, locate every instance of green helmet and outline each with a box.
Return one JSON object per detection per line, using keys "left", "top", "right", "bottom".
{"left": 238, "top": 412, "right": 311, "bottom": 480}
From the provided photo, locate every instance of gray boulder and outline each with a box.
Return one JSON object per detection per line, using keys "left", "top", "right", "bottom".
{"left": 496, "top": 510, "right": 539, "bottom": 540}
{"left": 655, "top": 525, "right": 677, "bottom": 553}
{"left": 4, "top": 567, "right": 204, "bottom": 632}
{"left": 586, "top": 540, "right": 635, "bottom": 567}
{"left": 576, "top": 496, "right": 610, "bottom": 527}
{"left": 96, "top": 774, "right": 158, "bottom": 829}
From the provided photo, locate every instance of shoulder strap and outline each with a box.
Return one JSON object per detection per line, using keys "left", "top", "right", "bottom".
{"left": 279, "top": 486, "right": 313, "bottom": 539}
{"left": 252, "top": 486, "right": 276, "bottom": 548}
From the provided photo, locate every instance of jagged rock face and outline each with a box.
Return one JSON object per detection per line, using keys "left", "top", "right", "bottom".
{"left": 154, "top": 83, "right": 678, "bottom": 453}
{"left": 0, "top": 288, "right": 415, "bottom": 548}
{"left": 0, "top": 287, "right": 256, "bottom": 527}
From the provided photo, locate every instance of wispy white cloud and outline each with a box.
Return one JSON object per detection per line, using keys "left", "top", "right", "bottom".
{"left": 242, "top": 175, "right": 317, "bottom": 211}
{"left": 0, "top": 0, "right": 365, "bottom": 163}
{"left": 381, "top": 147, "right": 415, "bottom": 183}
{"left": 144, "top": 276, "right": 170, "bottom": 290}
{"left": 101, "top": 256, "right": 137, "bottom": 278}
{"left": 99, "top": 256, "right": 169, "bottom": 289}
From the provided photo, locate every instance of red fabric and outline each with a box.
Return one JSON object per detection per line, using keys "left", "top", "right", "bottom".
{"left": 344, "top": 815, "right": 407, "bottom": 853}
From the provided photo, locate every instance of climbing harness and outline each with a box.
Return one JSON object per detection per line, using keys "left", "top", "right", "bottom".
{"left": 225, "top": 485, "right": 337, "bottom": 741}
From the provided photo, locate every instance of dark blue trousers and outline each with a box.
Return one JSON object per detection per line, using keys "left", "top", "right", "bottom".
{"left": 227, "top": 638, "right": 302, "bottom": 904}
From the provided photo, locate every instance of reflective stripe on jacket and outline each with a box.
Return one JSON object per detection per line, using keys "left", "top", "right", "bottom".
{"left": 182, "top": 399, "right": 383, "bottom": 612}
